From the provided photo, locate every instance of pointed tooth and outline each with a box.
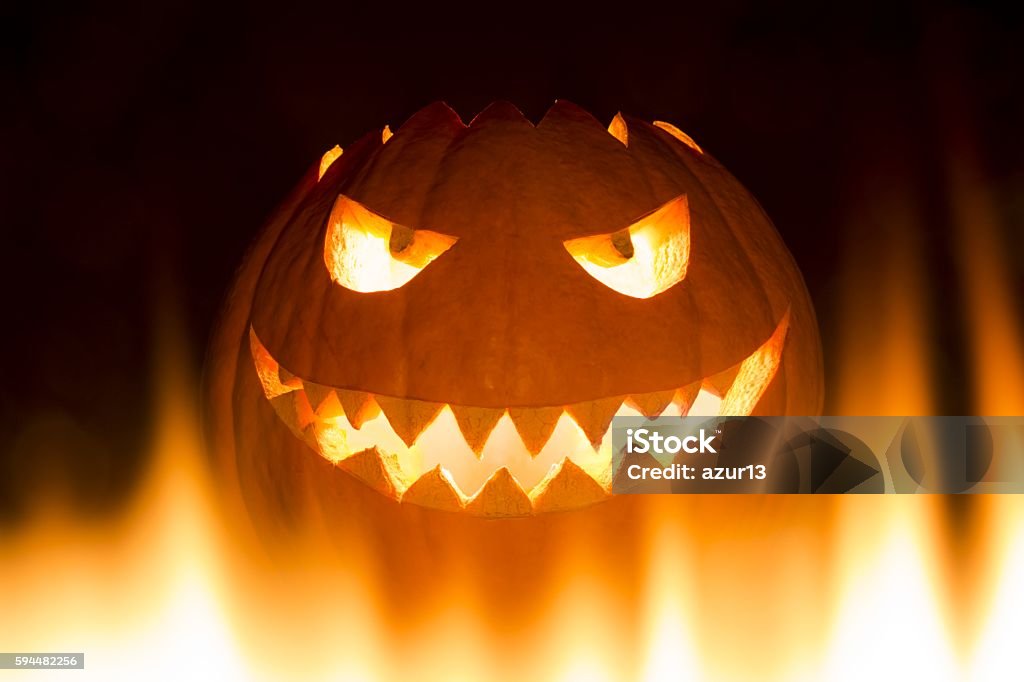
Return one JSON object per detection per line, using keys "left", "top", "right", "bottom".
{"left": 294, "top": 390, "right": 317, "bottom": 429}
{"left": 375, "top": 396, "right": 444, "bottom": 447}
{"left": 336, "top": 389, "right": 380, "bottom": 429}
{"left": 381, "top": 125, "right": 393, "bottom": 143}
{"left": 253, "top": 364, "right": 294, "bottom": 398}
{"left": 268, "top": 394, "right": 303, "bottom": 435}
{"left": 303, "top": 382, "right": 334, "bottom": 412}
{"left": 465, "top": 468, "right": 532, "bottom": 517}
{"left": 337, "top": 446, "right": 408, "bottom": 498}
{"left": 450, "top": 406, "right": 505, "bottom": 456}
{"left": 313, "top": 390, "right": 344, "bottom": 420}
{"left": 402, "top": 465, "right": 466, "bottom": 512}
{"left": 566, "top": 396, "right": 624, "bottom": 446}
{"left": 531, "top": 459, "right": 609, "bottom": 512}
{"left": 673, "top": 381, "right": 701, "bottom": 414}
{"left": 269, "top": 390, "right": 316, "bottom": 434}
{"left": 707, "top": 365, "right": 742, "bottom": 396}
{"left": 607, "top": 112, "right": 628, "bottom": 145}
{"left": 625, "top": 389, "right": 676, "bottom": 418}
{"left": 509, "top": 407, "right": 563, "bottom": 456}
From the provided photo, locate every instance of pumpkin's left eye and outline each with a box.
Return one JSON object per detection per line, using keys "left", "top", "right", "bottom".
{"left": 324, "top": 195, "right": 457, "bottom": 293}
{"left": 563, "top": 195, "right": 690, "bottom": 299}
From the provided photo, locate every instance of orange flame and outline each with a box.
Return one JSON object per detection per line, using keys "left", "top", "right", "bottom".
{"left": 831, "top": 178, "right": 934, "bottom": 415}
{"left": 947, "top": 138, "right": 1024, "bottom": 415}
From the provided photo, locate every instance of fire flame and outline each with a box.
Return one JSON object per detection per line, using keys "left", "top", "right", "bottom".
{"left": 4, "top": 377, "right": 1022, "bottom": 680}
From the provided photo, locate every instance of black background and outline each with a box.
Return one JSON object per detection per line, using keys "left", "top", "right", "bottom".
{"left": 2, "top": 1, "right": 1022, "bottom": 523}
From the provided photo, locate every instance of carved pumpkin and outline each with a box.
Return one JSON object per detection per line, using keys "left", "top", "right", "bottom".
{"left": 205, "top": 101, "right": 823, "bottom": 528}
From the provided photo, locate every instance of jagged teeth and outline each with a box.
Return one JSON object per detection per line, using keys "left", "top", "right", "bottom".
{"left": 531, "top": 459, "right": 609, "bottom": 513}
{"left": 268, "top": 391, "right": 316, "bottom": 435}
{"left": 508, "top": 406, "right": 562, "bottom": 456}
{"left": 625, "top": 389, "right": 676, "bottom": 418}
{"left": 465, "top": 468, "right": 533, "bottom": 517}
{"left": 374, "top": 395, "right": 444, "bottom": 447}
{"left": 673, "top": 381, "right": 702, "bottom": 414}
{"left": 265, "top": 380, "right": 719, "bottom": 511}
{"left": 250, "top": 309, "right": 790, "bottom": 515}
{"left": 332, "top": 447, "right": 614, "bottom": 515}
{"left": 707, "top": 365, "right": 741, "bottom": 396}
{"left": 450, "top": 405, "right": 505, "bottom": 456}
{"left": 565, "top": 396, "right": 625, "bottom": 447}
{"left": 302, "top": 382, "right": 335, "bottom": 413}
{"left": 401, "top": 465, "right": 466, "bottom": 512}
{"left": 291, "top": 384, "right": 692, "bottom": 458}
{"left": 263, "top": 379, "right": 726, "bottom": 514}
{"left": 335, "top": 389, "right": 379, "bottom": 428}
{"left": 313, "top": 390, "right": 345, "bottom": 420}
{"left": 336, "top": 447, "right": 410, "bottom": 498}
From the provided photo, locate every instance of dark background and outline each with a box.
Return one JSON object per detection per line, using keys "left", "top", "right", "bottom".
{"left": 2, "top": 1, "right": 1022, "bottom": 523}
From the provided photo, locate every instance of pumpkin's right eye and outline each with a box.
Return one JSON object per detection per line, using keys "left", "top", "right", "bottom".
{"left": 324, "top": 195, "right": 458, "bottom": 293}
{"left": 563, "top": 195, "right": 691, "bottom": 299}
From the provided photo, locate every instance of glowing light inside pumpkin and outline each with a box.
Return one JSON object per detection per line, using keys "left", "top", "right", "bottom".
{"left": 314, "top": 407, "right": 623, "bottom": 498}
{"left": 720, "top": 309, "right": 790, "bottom": 415}
{"left": 249, "top": 312, "right": 784, "bottom": 513}
{"left": 323, "top": 195, "right": 457, "bottom": 293}
{"left": 564, "top": 195, "right": 690, "bottom": 299}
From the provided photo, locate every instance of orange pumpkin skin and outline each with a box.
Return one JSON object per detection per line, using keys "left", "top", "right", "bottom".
{"left": 204, "top": 101, "right": 823, "bottom": 554}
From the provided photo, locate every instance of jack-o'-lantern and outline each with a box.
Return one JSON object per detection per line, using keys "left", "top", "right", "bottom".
{"left": 205, "top": 100, "right": 823, "bottom": 531}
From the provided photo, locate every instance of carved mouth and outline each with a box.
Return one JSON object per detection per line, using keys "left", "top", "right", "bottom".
{"left": 249, "top": 312, "right": 789, "bottom": 516}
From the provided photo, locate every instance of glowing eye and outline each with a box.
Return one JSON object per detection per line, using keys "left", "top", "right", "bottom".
{"left": 563, "top": 195, "right": 690, "bottom": 299}
{"left": 324, "top": 195, "right": 457, "bottom": 293}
